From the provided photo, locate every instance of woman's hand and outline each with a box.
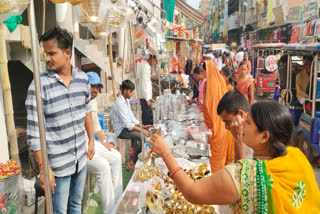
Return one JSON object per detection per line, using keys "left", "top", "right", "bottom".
{"left": 230, "top": 114, "right": 245, "bottom": 142}
{"left": 149, "top": 134, "right": 170, "bottom": 157}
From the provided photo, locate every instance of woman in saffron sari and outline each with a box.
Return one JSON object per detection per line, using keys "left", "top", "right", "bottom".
{"left": 150, "top": 101, "right": 320, "bottom": 213}
{"left": 202, "top": 60, "right": 234, "bottom": 172}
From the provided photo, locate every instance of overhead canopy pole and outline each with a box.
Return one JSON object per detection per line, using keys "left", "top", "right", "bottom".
{"left": 128, "top": 22, "right": 145, "bottom": 155}
{"left": 152, "top": 0, "right": 162, "bottom": 98}
{"left": 108, "top": 34, "right": 117, "bottom": 100}
{"left": 121, "top": 27, "right": 127, "bottom": 82}
{"left": 28, "top": 0, "right": 53, "bottom": 213}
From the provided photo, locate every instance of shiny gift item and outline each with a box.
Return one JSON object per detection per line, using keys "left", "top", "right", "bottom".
{"left": 146, "top": 189, "right": 165, "bottom": 211}
{"left": 186, "top": 140, "right": 209, "bottom": 158}
{"left": 143, "top": 151, "right": 155, "bottom": 167}
{"left": 80, "top": 0, "right": 100, "bottom": 24}
{"left": 94, "top": 8, "right": 127, "bottom": 37}
{"left": 136, "top": 128, "right": 162, "bottom": 182}
{"left": 135, "top": 165, "right": 161, "bottom": 182}
{"left": 162, "top": 164, "right": 215, "bottom": 214}
{"left": 142, "top": 127, "right": 161, "bottom": 164}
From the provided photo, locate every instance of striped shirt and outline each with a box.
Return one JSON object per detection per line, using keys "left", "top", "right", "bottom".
{"left": 26, "top": 68, "right": 92, "bottom": 177}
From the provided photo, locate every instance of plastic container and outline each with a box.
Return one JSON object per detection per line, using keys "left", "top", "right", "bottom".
{"left": 0, "top": 172, "right": 22, "bottom": 213}
{"left": 103, "top": 106, "right": 113, "bottom": 132}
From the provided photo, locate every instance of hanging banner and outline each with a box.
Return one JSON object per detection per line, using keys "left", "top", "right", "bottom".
{"left": 180, "top": 42, "right": 188, "bottom": 56}
{"left": 214, "top": 10, "right": 219, "bottom": 31}
{"left": 258, "top": 17, "right": 269, "bottom": 29}
{"left": 223, "top": 25, "right": 228, "bottom": 37}
{"left": 287, "top": 7, "right": 301, "bottom": 23}
{"left": 227, "top": 12, "right": 239, "bottom": 30}
{"left": 273, "top": 6, "right": 285, "bottom": 26}
{"left": 267, "top": 0, "right": 273, "bottom": 23}
{"left": 166, "top": 40, "right": 175, "bottom": 52}
{"left": 178, "top": 56, "right": 186, "bottom": 69}
{"left": 257, "top": 0, "right": 268, "bottom": 28}
{"left": 303, "top": 0, "right": 317, "bottom": 21}
{"left": 286, "top": 0, "right": 307, "bottom": 22}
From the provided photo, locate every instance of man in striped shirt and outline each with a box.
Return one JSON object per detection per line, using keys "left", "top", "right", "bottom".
{"left": 26, "top": 27, "right": 94, "bottom": 214}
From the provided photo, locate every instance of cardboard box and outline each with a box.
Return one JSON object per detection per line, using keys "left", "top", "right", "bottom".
{"left": 22, "top": 178, "right": 35, "bottom": 206}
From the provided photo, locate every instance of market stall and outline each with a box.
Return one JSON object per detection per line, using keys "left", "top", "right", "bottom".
{"left": 113, "top": 158, "right": 232, "bottom": 214}
{"left": 113, "top": 91, "right": 232, "bottom": 214}
{"left": 165, "top": 34, "right": 202, "bottom": 74}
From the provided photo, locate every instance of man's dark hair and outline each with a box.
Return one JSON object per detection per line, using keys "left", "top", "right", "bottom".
{"left": 121, "top": 80, "right": 135, "bottom": 92}
{"left": 39, "top": 27, "right": 73, "bottom": 56}
{"left": 279, "top": 55, "right": 288, "bottom": 64}
{"left": 217, "top": 90, "right": 249, "bottom": 115}
{"left": 221, "top": 66, "right": 231, "bottom": 76}
{"left": 193, "top": 65, "right": 202, "bottom": 74}
{"left": 303, "top": 55, "right": 313, "bottom": 63}
{"left": 148, "top": 55, "right": 157, "bottom": 60}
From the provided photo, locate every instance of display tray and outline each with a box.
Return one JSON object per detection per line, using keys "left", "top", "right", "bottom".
{"left": 116, "top": 191, "right": 146, "bottom": 214}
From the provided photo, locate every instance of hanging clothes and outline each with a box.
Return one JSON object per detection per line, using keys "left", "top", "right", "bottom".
{"left": 299, "top": 24, "right": 304, "bottom": 41}
{"left": 290, "top": 26, "right": 298, "bottom": 44}
{"left": 314, "top": 19, "right": 320, "bottom": 36}
{"left": 311, "top": 19, "right": 317, "bottom": 35}
{"left": 307, "top": 21, "right": 312, "bottom": 36}
{"left": 295, "top": 25, "right": 300, "bottom": 42}
{"left": 303, "top": 23, "right": 307, "bottom": 37}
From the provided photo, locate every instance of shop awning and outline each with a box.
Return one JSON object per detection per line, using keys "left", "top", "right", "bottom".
{"left": 175, "top": 0, "right": 205, "bottom": 26}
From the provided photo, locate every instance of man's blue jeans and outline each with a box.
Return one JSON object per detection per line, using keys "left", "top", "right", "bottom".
{"left": 52, "top": 166, "right": 87, "bottom": 214}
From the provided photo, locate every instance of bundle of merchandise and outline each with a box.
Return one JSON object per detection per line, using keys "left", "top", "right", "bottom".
{"left": 155, "top": 90, "right": 179, "bottom": 122}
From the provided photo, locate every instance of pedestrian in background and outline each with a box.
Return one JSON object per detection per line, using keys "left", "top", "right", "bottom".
{"left": 136, "top": 54, "right": 156, "bottom": 125}
{"left": 236, "top": 61, "right": 255, "bottom": 104}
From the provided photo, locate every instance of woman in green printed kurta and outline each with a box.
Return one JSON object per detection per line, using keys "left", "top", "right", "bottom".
{"left": 149, "top": 101, "right": 320, "bottom": 213}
